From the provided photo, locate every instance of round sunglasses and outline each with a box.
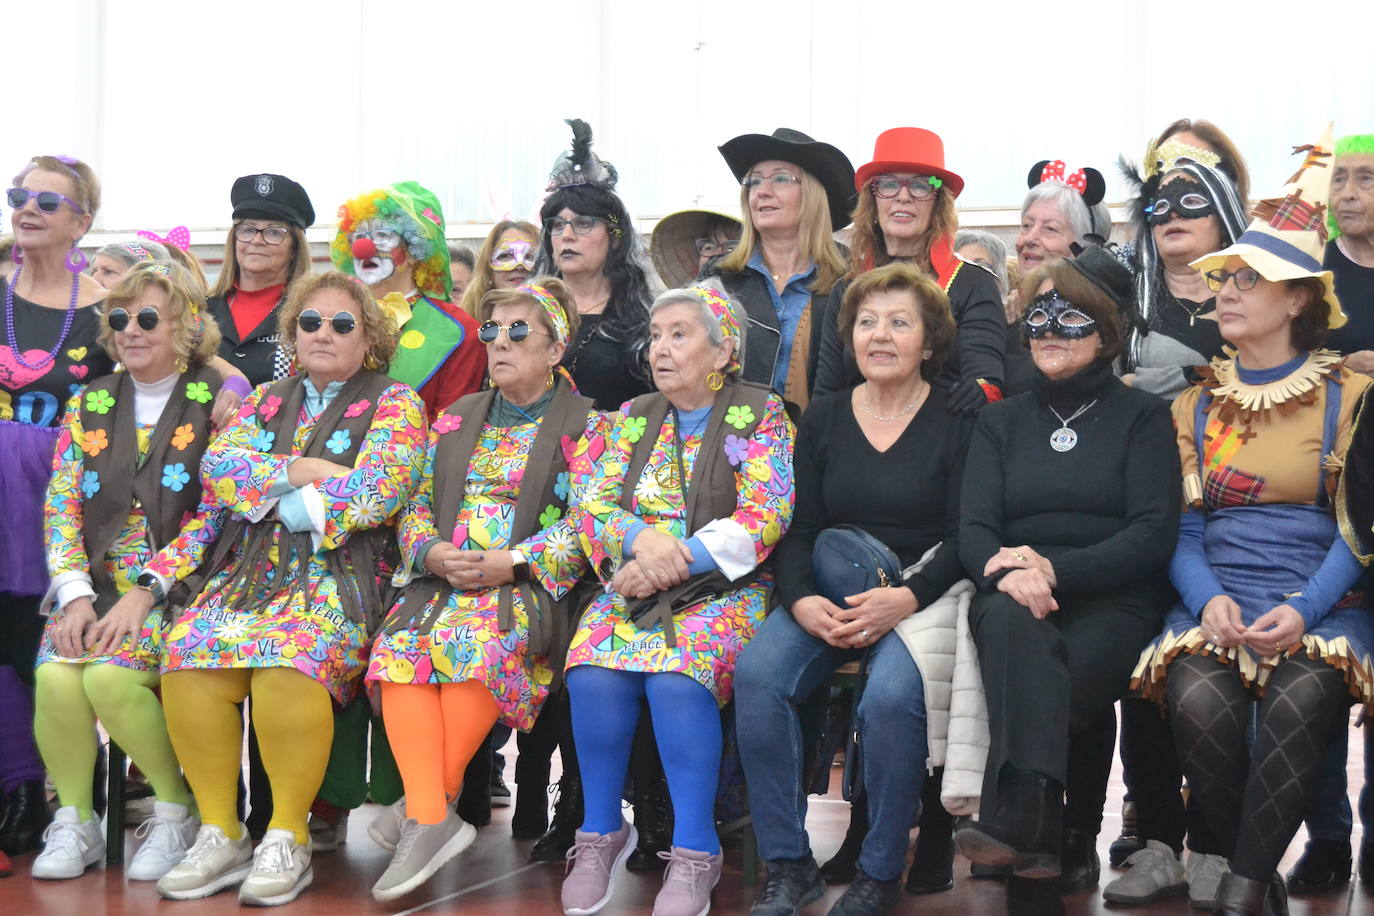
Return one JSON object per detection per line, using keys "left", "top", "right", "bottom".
{"left": 297, "top": 309, "right": 357, "bottom": 335}
{"left": 478, "top": 319, "right": 546, "bottom": 344}
{"left": 107, "top": 307, "right": 162, "bottom": 332}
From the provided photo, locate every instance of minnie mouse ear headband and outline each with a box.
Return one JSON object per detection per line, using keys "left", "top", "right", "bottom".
{"left": 719, "top": 127, "right": 857, "bottom": 232}
{"left": 1027, "top": 160, "right": 1106, "bottom": 207}
{"left": 546, "top": 119, "right": 619, "bottom": 192}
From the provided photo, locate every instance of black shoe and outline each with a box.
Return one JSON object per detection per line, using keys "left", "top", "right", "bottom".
{"left": 1214, "top": 871, "right": 1288, "bottom": 915}
{"left": 490, "top": 770, "right": 512, "bottom": 808}
{"left": 529, "top": 771, "right": 581, "bottom": 862}
{"left": 511, "top": 778, "right": 549, "bottom": 840}
{"left": 820, "top": 802, "right": 867, "bottom": 885}
{"left": 1057, "top": 828, "right": 1100, "bottom": 894}
{"left": 1285, "top": 838, "right": 1351, "bottom": 894}
{"left": 970, "top": 863, "right": 1012, "bottom": 880}
{"left": 952, "top": 767, "right": 1063, "bottom": 878}
{"left": 625, "top": 770, "right": 672, "bottom": 872}
{"left": 751, "top": 857, "right": 824, "bottom": 916}
{"left": 827, "top": 869, "right": 901, "bottom": 915}
{"left": 906, "top": 824, "right": 954, "bottom": 894}
{"left": 0, "top": 780, "right": 51, "bottom": 856}
{"left": 1108, "top": 799, "right": 1142, "bottom": 867}
{"left": 1359, "top": 838, "right": 1374, "bottom": 885}
{"left": 1007, "top": 876, "right": 1066, "bottom": 915}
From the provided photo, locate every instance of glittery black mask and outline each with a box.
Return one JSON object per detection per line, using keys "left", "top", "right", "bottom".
{"left": 1023, "top": 291, "right": 1098, "bottom": 341}
{"left": 1145, "top": 180, "right": 1216, "bottom": 225}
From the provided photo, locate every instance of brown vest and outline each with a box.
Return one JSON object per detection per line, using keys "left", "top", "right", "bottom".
{"left": 182, "top": 370, "right": 400, "bottom": 631}
{"left": 79, "top": 366, "right": 219, "bottom": 617}
{"left": 384, "top": 379, "right": 595, "bottom": 677}
{"left": 617, "top": 380, "right": 771, "bottom": 646}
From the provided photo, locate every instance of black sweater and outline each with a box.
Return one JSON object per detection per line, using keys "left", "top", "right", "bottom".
{"left": 959, "top": 360, "right": 1181, "bottom": 595}
{"left": 773, "top": 385, "right": 973, "bottom": 610}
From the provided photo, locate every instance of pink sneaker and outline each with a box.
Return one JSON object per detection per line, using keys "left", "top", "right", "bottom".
{"left": 561, "top": 819, "right": 637, "bottom": 915}
{"left": 653, "top": 846, "right": 723, "bottom": 916}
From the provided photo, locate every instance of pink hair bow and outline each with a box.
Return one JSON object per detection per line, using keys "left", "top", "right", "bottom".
{"left": 138, "top": 226, "right": 191, "bottom": 252}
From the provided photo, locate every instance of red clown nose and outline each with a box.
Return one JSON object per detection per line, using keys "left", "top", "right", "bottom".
{"left": 351, "top": 236, "right": 378, "bottom": 260}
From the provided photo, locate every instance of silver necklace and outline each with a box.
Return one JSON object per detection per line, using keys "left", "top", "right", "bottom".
{"left": 1047, "top": 399, "right": 1097, "bottom": 452}
{"left": 861, "top": 382, "right": 925, "bottom": 422}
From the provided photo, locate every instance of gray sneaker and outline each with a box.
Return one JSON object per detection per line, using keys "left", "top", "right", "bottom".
{"left": 238, "top": 828, "right": 313, "bottom": 906}
{"left": 1102, "top": 840, "right": 1187, "bottom": 904}
{"left": 1185, "top": 851, "right": 1230, "bottom": 909}
{"left": 308, "top": 809, "right": 348, "bottom": 853}
{"left": 368, "top": 798, "right": 406, "bottom": 853}
{"left": 562, "top": 819, "right": 638, "bottom": 915}
{"left": 653, "top": 846, "right": 723, "bottom": 916}
{"left": 371, "top": 812, "right": 477, "bottom": 902}
{"left": 156, "top": 823, "right": 253, "bottom": 900}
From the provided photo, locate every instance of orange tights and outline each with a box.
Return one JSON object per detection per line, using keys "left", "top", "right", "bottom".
{"left": 381, "top": 680, "right": 501, "bottom": 824}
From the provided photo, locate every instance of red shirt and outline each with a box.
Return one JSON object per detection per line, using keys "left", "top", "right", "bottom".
{"left": 415, "top": 297, "right": 486, "bottom": 422}
{"left": 230, "top": 283, "right": 286, "bottom": 341}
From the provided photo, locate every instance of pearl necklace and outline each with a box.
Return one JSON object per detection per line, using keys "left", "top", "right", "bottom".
{"left": 5, "top": 264, "right": 81, "bottom": 371}
{"left": 860, "top": 382, "right": 926, "bottom": 422}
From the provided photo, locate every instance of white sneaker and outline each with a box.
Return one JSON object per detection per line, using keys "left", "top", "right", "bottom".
{"left": 368, "top": 798, "right": 406, "bottom": 852}
{"left": 127, "top": 800, "right": 201, "bottom": 881}
{"left": 1185, "top": 851, "right": 1230, "bottom": 909}
{"left": 31, "top": 806, "right": 104, "bottom": 880}
{"left": 156, "top": 823, "right": 253, "bottom": 899}
{"left": 238, "top": 828, "right": 313, "bottom": 906}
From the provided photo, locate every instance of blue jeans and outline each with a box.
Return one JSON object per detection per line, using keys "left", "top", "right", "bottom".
{"left": 1303, "top": 722, "right": 1373, "bottom": 842}
{"left": 734, "top": 609, "right": 928, "bottom": 882}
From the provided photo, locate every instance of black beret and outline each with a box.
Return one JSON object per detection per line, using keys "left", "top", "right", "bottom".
{"left": 230, "top": 173, "right": 315, "bottom": 229}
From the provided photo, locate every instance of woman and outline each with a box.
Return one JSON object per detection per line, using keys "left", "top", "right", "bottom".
{"left": 363, "top": 278, "right": 606, "bottom": 901}
{"left": 813, "top": 128, "right": 1006, "bottom": 414}
{"left": 205, "top": 172, "right": 315, "bottom": 385}
{"left": 736, "top": 262, "right": 969, "bottom": 916}
{"left": 30, "top": 262, "right": 222, "bottom": 881}
{"left": 141, "top": 271, "right": 427, "bottom": 906}
{"left": 89, "top": 239, "right": 171, "bottom": 288}
{"left": 459, "top": 220, "right": 541, "bottom": 316}
{"left": 650, "top": 209, "right": 743, "bottom": 290}
{"left": 559, "top": 287, "right": 795, "bottom": 916}
{"left": 1132, "top": 136, "right": 1373, "bottom": 916}
{"left": 706, "top": 127, "right": 853, "bottom": 410}
{"left": 955, "top": 229, "right": 1010, "bottom": 299}
{"left": 534, "top": 119, "right": 654, "bottom": 412}
{"left": 0, "top": 155, "right": 112, "bottom": 856}
{"left": 952, "top": 251, "right": 1181, "bottom": 910}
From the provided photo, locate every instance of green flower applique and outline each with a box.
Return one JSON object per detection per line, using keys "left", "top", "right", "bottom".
{"left": 85, "top": 389, "right": 115, "bottom": 414}
{"left": 623, "top": 415, "right": 648, "bottom": 443}
{"left": 185, "top": 381, "right": 213, "bottom": 404}
{"left": 539, "top": 505, "right": 563, "bottom": 527}
{"left": 725, "top": 404, "right": 756, "bottom": 429}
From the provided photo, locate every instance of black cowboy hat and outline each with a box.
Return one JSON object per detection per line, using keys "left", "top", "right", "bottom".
{"left": 719, "top": 128, "right": 857, "bottom": 232}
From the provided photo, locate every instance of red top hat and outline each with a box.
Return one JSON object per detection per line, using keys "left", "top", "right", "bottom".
{"left": 855, "top": 128, "right": 965, "bottom": 199}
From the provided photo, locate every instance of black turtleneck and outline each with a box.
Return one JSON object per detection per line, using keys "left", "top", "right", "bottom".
{"left": 958, "top": 359, "right": 1181, "bottom": 595}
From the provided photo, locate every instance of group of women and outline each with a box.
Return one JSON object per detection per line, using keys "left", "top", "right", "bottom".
{"left": 0, "top": 114, "right": 1371, "bottom": 916}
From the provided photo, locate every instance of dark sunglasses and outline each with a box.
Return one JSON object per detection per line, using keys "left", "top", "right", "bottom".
{"left": 478, "top": 319, "right": 543, "bottom": 344}
{"left": 7, "top": 187, "right": 85, "bottom": 214}
{"left": 107, "top": 307, "right": 161, "bottom": 332}
{"left": 297, "top": 309, "right": 357, "bottom": 335}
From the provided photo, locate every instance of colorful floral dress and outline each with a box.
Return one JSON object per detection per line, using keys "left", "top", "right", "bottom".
{"left": 367, "top": 411, "right": 611, "bottom": 730}
{"left": 147, "top": 381, "right": 427, "bottom": 703}
{"left": 564, "top": 393, "right": 795, "bottom": 705}
{"left": 39, "top": 404, "right": 165, "bottom": 669}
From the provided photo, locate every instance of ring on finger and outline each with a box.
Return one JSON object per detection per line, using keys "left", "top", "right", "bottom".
{"left": 1011, "top": 551, "right": 1026, "bottom": 561}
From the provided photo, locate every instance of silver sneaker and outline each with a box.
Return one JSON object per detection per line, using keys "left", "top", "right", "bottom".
{"left": 1102, "top": 840, "right": 1187, "bottom": 904}
{"left": 238, "top": 828, "right": 313, "bottom": 906}
{"left": 156, "top": 823, "right": 253, "bottom": 899}
{"left": 368, "top": 797, "right": 406, "bottom": 853}
{"left": 371, "top": 811, "right": 477, "bottom": 902}
{"left": 1186, "top": 851, "right": 1230, "bottom": 909}
{"left": 653, "top": 846, "right": 723, "bottom": 916}
{"left": 127, "top": 801, "right": 200, "bottom": 881}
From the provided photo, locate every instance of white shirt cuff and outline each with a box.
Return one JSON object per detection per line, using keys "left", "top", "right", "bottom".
{"left": 44, "top": 571, "right": 96, "bottom": 616}
{"left": 694, "top": 518, "right": 757, "bottom": 581}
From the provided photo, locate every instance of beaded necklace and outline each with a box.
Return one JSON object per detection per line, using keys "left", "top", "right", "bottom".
{"left": 4, "top": 264, "right": 82, "bottom": 371}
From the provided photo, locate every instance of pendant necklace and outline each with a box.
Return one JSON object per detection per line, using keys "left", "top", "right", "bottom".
{"left": 1169, "top": 293, "right": 1210, "bottom": 327}
{"left": 1047, "top": 399, "right": 1097, "bottom": 452}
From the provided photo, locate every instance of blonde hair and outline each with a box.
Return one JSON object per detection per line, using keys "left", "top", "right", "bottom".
{"left": 478, "top": 274, "right": 580, "bottom": 343}
{"left": 278, "top": 272, "right": 397, "bottom": 370}
{"left": 98, "top": 263, "right": 220, "bottom": 368}
{"left": 717, "top": 168, "right": 847, "bottom": 295}
{"left": 164, "top": 244, "right": 209, "bottom": 292}
{"left": 459, "top": 220, "right": 541, "bottom": 317}
{"left": 16, "top": 155, "right": 101, "bottom": 216}
{"left": 210, "top": 223, "right": 312, "bottom": 299}
{"left": 845, "top": 184, "right": 959, "bottom": 281}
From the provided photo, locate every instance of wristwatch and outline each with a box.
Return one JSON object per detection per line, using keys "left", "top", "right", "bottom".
{"left": 134, "top": 572, "right": 165, "bottom": 603}
{"left": 510, "top": 550, "right": 530, "bottom": 584}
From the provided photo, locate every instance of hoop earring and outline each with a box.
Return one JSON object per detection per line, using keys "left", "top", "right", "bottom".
{"left": 706, "top": 370, "right": 725, "bottom": 392}
{"left": 66, "top": 246, "right": 88, "bottom": 275}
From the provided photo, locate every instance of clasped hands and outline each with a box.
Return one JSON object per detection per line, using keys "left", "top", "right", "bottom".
{"left": 1200, "top": 594, "right": 1305, "bottom": 656}
{"left": 53, "top": 589, "right": 156, "bottom": 659}
{"left": 424, "top": 542, "right": 515, "bottom": 590}
{"left": 611, "top": 528, "right": 693, "bottom": 599}
{"left": 791, "top": 586, "right": 918, "bottom": 649}
{"left": 985, "top": 545, "right": 1059, "bottom": 619}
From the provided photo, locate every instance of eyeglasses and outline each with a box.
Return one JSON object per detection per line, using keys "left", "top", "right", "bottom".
{"left": 7, "top": 187, "right": 85, "bottom": 214}
{"left": 545, "top": 215, "right": 606, "bottom": 236}
{"left": 478, "top": 319, "right": 546, "bottom": 344}
{"left": 349, "top": 227, "right": 401, "bottom": 249}
{"left": 297, "top": 309, "right": 357, "bottom": 335}
{"left": 1204, "top": 267, "right": 1262, "bottom": 293}
{"left": 1023, "top": 291, "right": 1098, "bottom": 340}
{"left": 694, "top": 238, "right": 740, "bottom": 258}
{"left": 869, "top": 176, "right": 941, "bottom": 200}
{"left": 234, "top": 223, "right": 291, "bottom": 245}
{"left": 742, "top": 174, "right": 802, "bottom": 190}
{"left": 107, "top": 307, "right": 161, "bottom": 332}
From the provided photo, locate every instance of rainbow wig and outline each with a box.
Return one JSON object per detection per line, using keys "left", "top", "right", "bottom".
{"left": 331, "top": 180, "right": 452, "bottom": 301}
{"left": 1329, "top": 134, "right": 1374, "bottom": 240}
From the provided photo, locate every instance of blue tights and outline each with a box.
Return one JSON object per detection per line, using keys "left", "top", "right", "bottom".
{"left": 566, "top": 665, "right": 722, "bottom": 854}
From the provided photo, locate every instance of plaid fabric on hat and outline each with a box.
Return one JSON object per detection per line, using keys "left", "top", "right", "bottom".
{"left": 1268, "top": 195, "right": 1324, "bottom": 232}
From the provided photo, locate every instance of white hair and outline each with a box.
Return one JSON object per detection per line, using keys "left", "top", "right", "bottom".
{"left": 1021, "top": 183, "right": 1091, "bottom": 243}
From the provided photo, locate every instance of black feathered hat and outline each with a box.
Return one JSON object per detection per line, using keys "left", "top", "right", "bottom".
{"left": 546, "top": 119, "right": 618, "bottom": 192}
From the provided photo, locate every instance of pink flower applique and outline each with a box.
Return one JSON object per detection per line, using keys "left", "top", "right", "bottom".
{"left": 259, "top": 394, "right": 282, "bottom": 421}
{"left": 433, "top": 414, "right": 463, "bottom": 435}
{"left": 344, "top": 398, "right": 371, "bottom": 418}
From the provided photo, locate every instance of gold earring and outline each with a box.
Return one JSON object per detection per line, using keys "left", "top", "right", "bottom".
{"left": 545, "top": 370, "right": 555, "bottom": 389}
{"left": 706, "top": 370, "right": 725, "bottom": 391}
{"left": 363, "top": 353, "right": 379, "bottom": 370}
{"left": 175, "top": 357, "right": 189, "bottom": 374}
